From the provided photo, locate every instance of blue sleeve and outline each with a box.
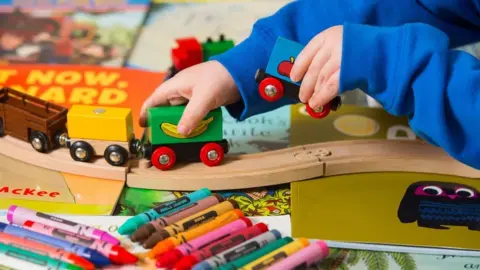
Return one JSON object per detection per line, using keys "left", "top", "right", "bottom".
{"left": 340, "top": 22, "right": 480, "bottom": 169}
{"left": 212, "top": 0, "right": 480, "bottom": 121}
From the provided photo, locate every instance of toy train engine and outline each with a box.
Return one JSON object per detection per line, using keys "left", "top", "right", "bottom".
{"left": 255, "top": 37, "right": 341, "bottom": 119}
{"left": 141, "top": 105, "right": 229, "bottom": 170}
{"left": 165, "top": 35, "right": 235, "bottom": 81}
{"left": 57, "top": 105, "right": 141, "bottom": 166}
{"left": 0, "top": 87, "right": 68, "bottom": 153}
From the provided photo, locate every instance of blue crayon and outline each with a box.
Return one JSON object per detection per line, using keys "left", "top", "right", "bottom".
{"left": 118, "top": 188, "right": 212, "bottom": 235}
{"left": 0, "top": 222, "right": 111, "bottom": 267}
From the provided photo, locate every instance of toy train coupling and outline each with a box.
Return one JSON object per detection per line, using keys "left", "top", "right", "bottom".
{"left": 55, "top": 132, "right": 70, "bottom": 148}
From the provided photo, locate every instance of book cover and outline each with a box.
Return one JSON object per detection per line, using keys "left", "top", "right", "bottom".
{"left": 0, "top": 0, "right": 149, "bottom": 66}
{"left": 291, "top": 172, "right": 480, "bottom": 253}
{"left": 290, "top": 103, "right": 418, "bottom": 146}
{"left": 125, "top": 0, "right": 292, "bottom": 72}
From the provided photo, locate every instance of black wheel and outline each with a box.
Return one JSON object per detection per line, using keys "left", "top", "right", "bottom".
{"left": 255, "top": 69, "right": 265, "bottom": 83}
{"left": 69, "top": 141, "right": 94, "bottom": 162}
{"left": 54, "top": 129, "right": 68, "bottom": 147}
{"left": 0, "top": 118, "right": 4, "bottom": 137}
{"left": 104, "top": 145, "right": 128, "bottom": 166}
{"left": 29, "top": 131, "right": 49, "bottom": 153}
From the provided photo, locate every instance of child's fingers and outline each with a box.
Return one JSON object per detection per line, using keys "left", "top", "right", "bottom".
{"left": 177, "top": 88, "right": 216, "bottom": 136}
{"left": 314, "top": 58, "right": 340, "bottom": 96}
{"left": 308, "top": 68, "right": 340, "bottom": 109}
{"left": 290, "top": 33, "right": 325, "bottom": 82}
{"left": 298, "top": 49, "right": 329, "bottom": 103}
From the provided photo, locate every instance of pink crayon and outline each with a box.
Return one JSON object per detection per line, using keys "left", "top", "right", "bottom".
{"left": 266, "top": 240, "right": 329, "bottom": 270}
{"left": 7, "top": 205, "right": 119, "bottom": 245}
{"left": 156, "top": 217, "right": 252, "bottom": 269}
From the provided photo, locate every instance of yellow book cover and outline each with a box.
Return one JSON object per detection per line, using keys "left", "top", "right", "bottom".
{"left": 291, "top": 172, "right": 480, "bottom": 251}
{"left": 290, "top": 103, "right": 419, "bottom": 146}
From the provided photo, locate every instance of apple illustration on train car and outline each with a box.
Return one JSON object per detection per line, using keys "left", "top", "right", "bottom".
{"left": 277, "top": 57, "right": 295, "bottom": 78}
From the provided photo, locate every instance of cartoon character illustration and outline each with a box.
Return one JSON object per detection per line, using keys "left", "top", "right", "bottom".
{"left": 255, "top": 37, "right": 342, "bottom": 119}
{"left": 397, "top": 181, "right": 480, "bottom": 230}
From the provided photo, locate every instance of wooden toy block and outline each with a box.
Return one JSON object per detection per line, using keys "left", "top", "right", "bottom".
{"left": 67, "top": 105, "right": 134, "bottom": 142}
{"left": 0, "top": 87, "right": 67, "bottom": 153}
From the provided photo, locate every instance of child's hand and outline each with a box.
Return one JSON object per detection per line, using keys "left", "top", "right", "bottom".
{"left": 290, "top": 25, "right": 343, "bottom": 110}
{"left": 139, "top": 60, "right": 241, "bottom": 135}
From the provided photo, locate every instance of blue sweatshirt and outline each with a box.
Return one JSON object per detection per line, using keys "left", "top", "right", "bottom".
{"left": 212, "top": 0, "right": 480, "bottom": 170}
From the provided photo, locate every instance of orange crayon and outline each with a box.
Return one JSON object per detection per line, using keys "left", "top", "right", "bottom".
{"left": 148, "top": 209, "right": 244, "bottom": 259}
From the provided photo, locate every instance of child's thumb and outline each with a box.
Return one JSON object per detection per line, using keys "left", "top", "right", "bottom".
{"left": 177, "top": 94, "right": 213, "bottom": 136}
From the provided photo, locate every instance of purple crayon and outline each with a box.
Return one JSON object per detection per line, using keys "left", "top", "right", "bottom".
{"left": 266, "top": 240, "right": 329, "bottom": 270}
{"left": 7, "top": 205, "right": 119, "bottom": 245}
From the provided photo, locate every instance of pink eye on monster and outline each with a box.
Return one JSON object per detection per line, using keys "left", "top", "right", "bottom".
{"left": 422, "top": 186, "right": 443, "bottom": 196}
{"left": 455, "top": 188, "right": 475, "bottom": 198}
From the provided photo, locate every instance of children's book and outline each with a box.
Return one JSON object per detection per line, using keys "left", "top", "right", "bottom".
{"left": 290, "top": 103, "right": 418, "bottom": 146}
{"left": 125, "top": 0, "right": 292, "bottom": 71}
{"left": 291, "top": 172, "right": 480, "bottom": 257}
{"left": 0, "top": 0, "right": 149, "bottom": 66}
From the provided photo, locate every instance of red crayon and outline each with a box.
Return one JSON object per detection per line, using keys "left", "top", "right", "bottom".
{"left": 0, "top": 232, "right": 95, "bottom": 270}
{"left": 22, "top": 220, "right": 137, "bottom": 265}
{"left": 172, "top": 223, "right": 269, "bottom": 270}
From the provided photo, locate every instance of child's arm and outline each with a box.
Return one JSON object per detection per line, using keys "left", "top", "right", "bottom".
{"left": 340, "top": 22, "right": 480, "bottom": 169}
{"left": 212, "top": 0, "right": 480, "bottom": 121}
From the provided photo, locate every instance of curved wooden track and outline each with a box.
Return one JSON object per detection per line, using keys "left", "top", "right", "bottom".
{"left": 1, "top": 136, "right": 479, "bottom": 190}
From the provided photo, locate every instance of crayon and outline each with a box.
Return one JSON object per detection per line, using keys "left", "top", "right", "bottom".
{"left": 143, "top": 200, "right": 239, "bottom": 248}
{"left": 7, "top": 205, "right": 119, "bottom": 245}
{"left": 239, "top": 238, "right": 310, "bottom": 270}
{"left": 174, "top": 223, "right": 269, "bottom": 270}
{"left": 131, "top": 194, "right": 224, "bottom": 242}
{"left": 0, "top": 222, "right": 111, "bottom": 267}
{"left": 22, "top": 220, "right": 137, "bottom": 265}
{"left": 192, "top": 230, "right": 282, "bottom": 270}
{"left": 148, "top": 209, "right": 244, "bottom": 259}
{"left": 156, "top": 217, "right": 252, "bottom": 268}
{"left": 0, "top": 242, "right": 83, "bottom": 270}
{"left": 217, "top": 236, "right": 292, "bottom": 270}
{"left": 266, "top": 240, "right": 329, "bottom": 270}
{"left": 119, "top": 188, "right": 212, "bottom": 235}
{"left": 0, "top": 252, "right": 47, "bottom": 270}
{"left": 0, "top": 232, "right": 95, "bottom": 270}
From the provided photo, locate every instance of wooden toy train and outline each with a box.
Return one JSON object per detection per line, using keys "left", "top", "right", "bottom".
{"left": 0, "top": 87, "right": 229, "bottom": 171}
{"left": 0, "top": 36, "right": 344, "bottom": 172}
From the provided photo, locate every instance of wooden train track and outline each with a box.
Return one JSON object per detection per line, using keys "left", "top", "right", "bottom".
{"left": 1, "top": 136, "right": 479, "bottom": 190}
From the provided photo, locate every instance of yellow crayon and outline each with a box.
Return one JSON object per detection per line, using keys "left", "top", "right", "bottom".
{"left": 239, "top": 238, "right": 310, "bottom": 270}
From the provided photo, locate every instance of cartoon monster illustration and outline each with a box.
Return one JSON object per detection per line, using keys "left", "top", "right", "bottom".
{"left": 397, "top": 181, "right": 480, "bottom": 230}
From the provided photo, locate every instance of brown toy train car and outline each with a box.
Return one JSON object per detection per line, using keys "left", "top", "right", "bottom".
{"left": 0, "top": 87, "right": 68, "bottom": 152}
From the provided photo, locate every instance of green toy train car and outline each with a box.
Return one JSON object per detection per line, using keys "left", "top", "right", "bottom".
{"left": 165, "top": 34, "right": 235, "bottom": 80}
{"left": 141, "top": 105, "right": 229, "bottom": 170}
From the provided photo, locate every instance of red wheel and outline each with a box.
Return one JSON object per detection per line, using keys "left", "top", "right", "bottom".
{"left": 200, "top": 143, "right": 224, "bottom": 167}
{"left": 306, "top": 102, "right": 331, "bottom": 119}
{"left": 151, "top": 147, "right": 176, "bottom": 170}
{"left": 258, "top": 77, "right": 284, "bottom": 102}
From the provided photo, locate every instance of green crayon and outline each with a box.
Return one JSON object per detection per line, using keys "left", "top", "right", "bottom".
{"left": 217, "top": 237, "right": 293, "bottom": 270}
{"left": 0, "top": 242, "right": 83, "bottom": 270}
